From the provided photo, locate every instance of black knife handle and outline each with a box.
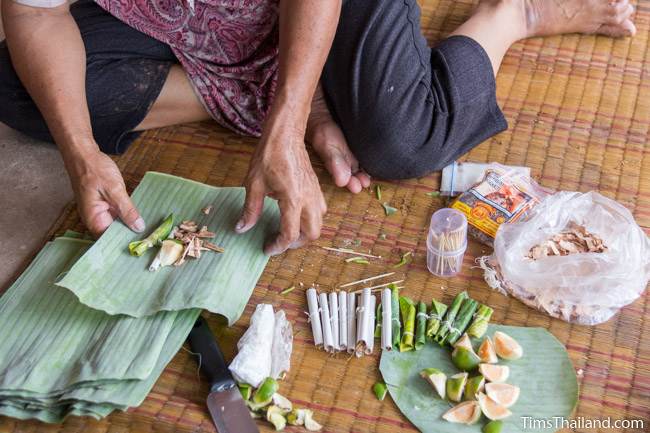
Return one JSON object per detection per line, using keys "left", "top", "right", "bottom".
{"left": 188, "top": 317, "right": 236, "bottom": 393}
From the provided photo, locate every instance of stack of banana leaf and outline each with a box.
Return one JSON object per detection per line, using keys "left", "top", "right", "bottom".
{"left": 0, "top": 172, "right": 279, "bottom": 423}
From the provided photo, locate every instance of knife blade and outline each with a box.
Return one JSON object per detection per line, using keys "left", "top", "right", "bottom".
{"left": 188, "top": 317, "right": 259, "bottom": 433}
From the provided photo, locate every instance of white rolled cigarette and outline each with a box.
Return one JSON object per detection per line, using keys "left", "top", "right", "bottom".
{"left": 329, "top": 292, "right": 339, "bottom": 351}
{"left": 306, "top": 288, "right": 323, "bottom": 347}
{"left": 365, "top": 295, "right": 376, "bottom": 355}
{"left": 319, "top": 293, "right": 334, "bottom": 353}
{"left": 346, "top": 292, "right": 357, "bottom": 354}
{"left": 381, "top": 288, "right": 392, "bottom": 351}
{"left": 339, "top": 291, "right": 347, "bottom": 350}
{"left": 355, "top": 288, "right": 372, "bottom": 357}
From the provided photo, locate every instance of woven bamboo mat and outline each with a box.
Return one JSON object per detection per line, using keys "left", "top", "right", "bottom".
{"left": 2, "top": 1, "right": 649, "bottom": 432}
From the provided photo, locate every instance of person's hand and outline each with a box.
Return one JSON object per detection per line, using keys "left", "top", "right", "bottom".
{"left": 236, "top": 113, "right": 327, "bottom": 256}
{"left": 64, "top": 147, "right": 145, "bottom": 238}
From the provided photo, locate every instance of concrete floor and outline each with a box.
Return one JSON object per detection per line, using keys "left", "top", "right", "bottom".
{"left": 0, "top": 123, "right": 73, "bottom": 290}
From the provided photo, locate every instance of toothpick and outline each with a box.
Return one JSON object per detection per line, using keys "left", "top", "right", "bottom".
{"left": 339, "top": 272, "right": 395, "bottom": 288}
{"left": 322, "top": 247, "right": 382, "bottom": 259}
{"left": 352, "top": 280, "right": 404, "bottom": 293}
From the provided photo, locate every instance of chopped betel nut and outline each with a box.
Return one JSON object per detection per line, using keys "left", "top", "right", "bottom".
{"left": 527, "top": 222, "right": 607, "bottom": 260}
{"left": 201, "top": 205, "right": 213, "bottom": 215}
{"left": 128, "top": 210, "right": 225, "bottom": 271}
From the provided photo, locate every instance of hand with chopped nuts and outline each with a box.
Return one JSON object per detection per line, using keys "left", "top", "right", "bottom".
{"left": 64, "top": 147, "right": 145, "bottom": 237}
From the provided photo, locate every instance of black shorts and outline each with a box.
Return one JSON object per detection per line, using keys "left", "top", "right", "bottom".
{"left": 0, "top": 0, "right": 175, "bottom": 154}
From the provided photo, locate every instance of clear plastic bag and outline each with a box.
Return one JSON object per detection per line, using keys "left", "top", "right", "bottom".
{"left": 479, "top": 191, "right": 650, "bottom": 325}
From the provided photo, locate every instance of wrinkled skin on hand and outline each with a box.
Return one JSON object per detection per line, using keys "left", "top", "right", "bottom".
{"left": 65, "top": 147, "right": 145, "bottom": 238}
{"left": 236, "top": 112, "right": 327, "bottom": 256}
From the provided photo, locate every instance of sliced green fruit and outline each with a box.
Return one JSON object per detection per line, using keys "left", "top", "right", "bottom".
{"left": 454, "top": 333, "right": 473, "bottom": 351}
{"left": 253, "top": 377, "right": 279, "bottom": 405}
{"left": 478, "top": 337, "right": 498, "bottom": 364}
{"left": 493, "top": 331, "right": 523, "bottom": 360}
{"left": 452, "top": 346, "right": 481, "bottom": 371}
{"left": 442, "top": 401, "right": 482, "bottom": 424}
{"left": 485, "top": 383, "right": 520, "bottom": 408}
{"left": 464, "top": 375, "right": 485, "bottom": 401}
{"left": 483, "top": 420, "right": 504, "bottom": 433}
{"left": 238, "top": 383, "right": 252, "bottom": 400}
{"left": 266, "top": 405, "right": 287, "bottom": 431}
{"left": 272, "top": 393, "right": 293, "bottom": 411}
{"left": 446, "top": 372, "right": 468, "bottom": 402}
{"left": 479, "top": 363, "right": 510, "bottom": 383}
{"left": 420, "top": 368, "right": 447, "bottom": 399}
{"left": 373, "top": 382, "right": 388, "bottom": 401}
{"left": 304, "top": 410, "right": 323, "bottom": 431}
{"left": 477, "top": 392, "right": 512, "bottom": 420}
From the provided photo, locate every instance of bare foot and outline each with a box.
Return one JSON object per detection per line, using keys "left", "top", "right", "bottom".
{"left": 484, "top": 0, "right": 637, "bottom": 38}
{"left": 306, "top": 85, "right": 371, "bottom": 194}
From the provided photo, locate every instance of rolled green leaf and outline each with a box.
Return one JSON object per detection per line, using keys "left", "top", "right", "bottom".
{"left": 390, "top": 284, "right": 401, "bottom": 348}
{"left": 434, "top": 292, "right": 468, "bottom": 345}
{"left": 415, "top": 302, "right": 427, "bottom": 350}
{"left": 374, "top": 303, "right": 383, "bottom": 338}
{"left": 425, "top": 300, "right": 448, "bottom": 339}
{"left": 128, "top": 213, "right": 174, "bottom": 256}
{"left": 445, "top": 298, "right": 479, "bottom": 346}
{"left": 399, "top": 296, "right": 416, "bottom": 352}
{"left": 467, "top": 304, "right": 494, "bottom": 339}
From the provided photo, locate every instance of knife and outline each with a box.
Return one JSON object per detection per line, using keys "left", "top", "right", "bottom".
{"left": 188, "top": 317, "right": 260, "bottom": 433}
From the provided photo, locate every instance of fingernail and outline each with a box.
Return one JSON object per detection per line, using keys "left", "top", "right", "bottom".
{"left": 235, "top": 219, "right": 245, "bottom": 232}
{"left": 133, "top": 218, "right": 146, "bottom": 233}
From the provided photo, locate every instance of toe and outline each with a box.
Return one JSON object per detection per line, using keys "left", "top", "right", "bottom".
{"left": 346, "top": 176, "right": 363, "bottom": 194}
{"left": 598, "top": 19, "right": 635, "bottom": 37}
{"left": 327, "top": 156, "right": 352, "bottom": 188}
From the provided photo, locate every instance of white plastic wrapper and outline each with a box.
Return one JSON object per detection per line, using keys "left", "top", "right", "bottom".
{"left": 229, "top": 304, "right": 294, "bottom": 387}
{"left": 480, "top": 191, "right": 650, "bottom": 325}
{"left": 270, "top": 310, "right": 293, "bottom": 380}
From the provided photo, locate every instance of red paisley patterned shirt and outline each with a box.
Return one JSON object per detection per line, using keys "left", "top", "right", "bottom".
{"left": 93, "top": 0, "right": 280, "bottom": 136}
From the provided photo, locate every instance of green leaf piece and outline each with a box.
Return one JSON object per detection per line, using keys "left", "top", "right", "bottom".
{"left": 375, "top": 185, "right": 382, "bottom": 201}
{"left": 382, "top": 202, "right": 398, "bottom": 216}
{"left": 57, "top": 172, "right": 280, "bottom": 321}
{"left": 346, "top": 256, "right": 369, "bottom": 264}
{"left": 393, "top": 251, "right": 412, "bottom": 268}
{"left": 280, "top": 286, "right": 295, "bottom": 295}
{"left": 380, "top": 325, "right": 579, "bottom": 433}
{"left": 426, "top": 191, "right": 441, "bottom": 197}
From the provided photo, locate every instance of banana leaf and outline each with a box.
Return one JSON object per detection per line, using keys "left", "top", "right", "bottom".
{"left": 57, "top": 172, "right": 280, "bottom": 320}
{"left": 380, "top": 325, "right": 578, "bottom": 433}
{"left": 0, "top": 236, "right": 200, "bottom": 423}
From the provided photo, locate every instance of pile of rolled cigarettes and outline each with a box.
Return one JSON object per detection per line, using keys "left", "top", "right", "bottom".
{"left": 306, "top": 287, "right": 394, "bottom": 357}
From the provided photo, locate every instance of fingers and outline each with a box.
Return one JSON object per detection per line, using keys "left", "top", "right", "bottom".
{"left": 265, "top": 190, "right": 327, "bottom": 256}
{"left": 265, "top": 199, "right": 301, "bottom": 256}
{"left": 106, "top": 184, "right": 146, "bottom": 233}
{"left": 346, "top": 176, "right": 363, "bottom": 194}
{"left": 236, "top": 180, "right": 266, "bottom": 233}
{"left": 356, "top": 170, "right": 372, "bottom": 189}
{"left": 81, "top": 201, "right": 114, "bottom": 238}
